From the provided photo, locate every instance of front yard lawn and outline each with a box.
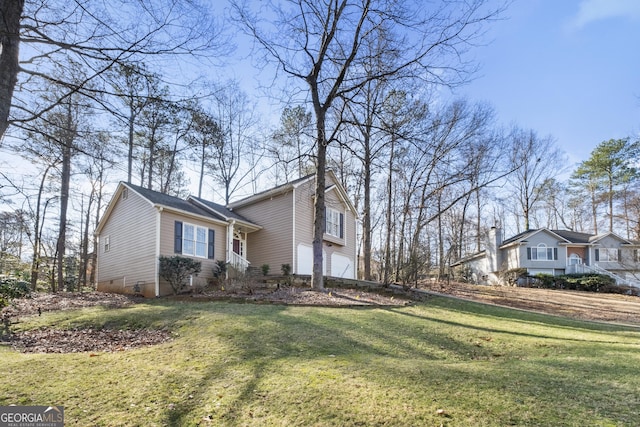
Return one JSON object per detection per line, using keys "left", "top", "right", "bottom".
{"left": 1, "top": 296, "right": 639, "bottom": 426}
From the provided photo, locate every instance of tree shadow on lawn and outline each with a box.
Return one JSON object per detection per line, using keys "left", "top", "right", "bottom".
{"left": 388, "top": 296, "right": 640, "bottom": 342}
{"left": 70, "top": 299, "right": 638, "bottom": 425}
{"left": 159, "top": 303, "right": 541, "bottom": 425}
{"left": 168, "top": 302, "right": 639, "bottom": 426}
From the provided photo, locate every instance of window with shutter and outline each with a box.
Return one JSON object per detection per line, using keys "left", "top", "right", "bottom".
{"left": 174, "top": 221, "right": 182, "bottom": 254}
{"left": 325, "top": 207, "right": 343, "bottom": 239}
{"left": 176, "top": 221, "right": 209, "bottom": 258}
{"left": 208, "top": 229, "right": 215, "bottom": 259}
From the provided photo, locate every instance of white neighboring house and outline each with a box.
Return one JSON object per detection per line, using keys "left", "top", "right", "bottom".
{"left": 452, "top": 227, "right": 640, "bottom": 287}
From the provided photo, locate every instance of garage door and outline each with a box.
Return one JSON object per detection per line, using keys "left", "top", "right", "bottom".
{"left": 297, "top": 244, "right": 326, "bottom": 275}
{"left": 331, "top": 253, "right": 354, "bottom": 279}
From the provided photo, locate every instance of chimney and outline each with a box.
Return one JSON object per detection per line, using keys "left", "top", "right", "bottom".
{"left": 487, "top": 227, "right": 502, "bottom": 272}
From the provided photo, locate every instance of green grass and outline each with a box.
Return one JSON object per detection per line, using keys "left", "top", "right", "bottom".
{"left": 2, "top": 296, "right": 639, "bottom": 426}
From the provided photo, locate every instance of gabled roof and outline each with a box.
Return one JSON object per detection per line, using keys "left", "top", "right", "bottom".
{"left": 500, "top": 228, "right": 636, "bottom": 247}
{"left": 552, "top": 229, "right": 594, "bottom": 244}
{"left": 123, "top": 182, "right": 219, "bottom": 219}
{"left": 188, "top": 196, "right": 260, "bottom": 231}
{"left": 501, "top": 228, "right": 601, "bottom": 247}
{"left": 589, "top": 231, "right": 635, "bottom": 245}
{"left": 228, "top": 173, "right": 315, "bottom": 208}
{"left": 228, "top": 170, "right": 358, "bottom": 217}
{"left": 96, "top": 182, "right": 259, "bottom": 234}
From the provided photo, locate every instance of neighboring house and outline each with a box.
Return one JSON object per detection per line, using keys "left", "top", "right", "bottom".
{"left": 96, "top": 171, "right": 358, "bottom": 297}
{"left": 452, "top": 227, "right": 640, "bottom": 287}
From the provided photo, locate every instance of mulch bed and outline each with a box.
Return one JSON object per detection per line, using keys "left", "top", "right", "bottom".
{"left": 190, "top": 286, "right": 414, "bottom": 307}
{"left": 11, "top": 327, "right": 173, "bottom": 354}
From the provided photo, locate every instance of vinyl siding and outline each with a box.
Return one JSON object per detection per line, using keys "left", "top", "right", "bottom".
{"left": 97, "top": 188, "right": 158, "bottom": 297}
{"left": 158, "top": 210, "right": 227, "bottom": 295}
{"left": 293, "top": 176, "right": 357, "bottom": 277}
{"left": 234, "top": 190, "right": 295, "bottom": 272}
{"left": 234, "top": 174, "right": 358, "bottom": 278}
{"left": 519, "top": 231, "right": 566, "bottom": 270}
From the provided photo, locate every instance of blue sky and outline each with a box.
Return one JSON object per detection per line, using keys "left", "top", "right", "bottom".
{"left": 453, "top": 0, "right": 640, "bottom": 166}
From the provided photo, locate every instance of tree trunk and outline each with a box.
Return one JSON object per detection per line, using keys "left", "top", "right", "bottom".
{"left": 0, "top": 0, "right": 24, "bottom": 140}
{"left": 310, "top": 93, "right": 328, "bottom": 290}
{"left": 383, "top": 134, "right": 396, "bottom": 285}
{"left": 30, "top": 166, "right": 52, "bottom": 290}
{"left": 362, "top": 136, "right": 372, "bottom": 281}
{"left": 80, "top": 190, "right": 94, "bottom": 288}
{"left": 56, "top": 141, "right": 71, "bottom": 292}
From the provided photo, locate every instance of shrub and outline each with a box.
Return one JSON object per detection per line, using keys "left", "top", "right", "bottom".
{"left": 158, "top": 256, "right": 202, "bottom": 295}
{"left": 213, "top": 260, "right": 227, "bottom": 278}
{"left": 499, "top": 268, "right": 527, "bottom": 286}
{"left": 261, "top": 264, "right": 270, "bottom": 276}
{"left": 531, "top": 273, "right": 555, "bottom": 289}
{"left": 0, "top": 279, "right": 31, "bottom": 307}
{"left": 281, "top": 263, "right": 291, "bottom": 276}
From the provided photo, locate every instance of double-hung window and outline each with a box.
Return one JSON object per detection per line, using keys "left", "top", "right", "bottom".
{"left": 325, "top": 207, "right": 344, "bottom": 239}
{"left": 182, "top": 223, "right": 207, "bottom": 257}
{"left": 527, "top": 244, "right": 557, "bottom": 261}
{"left": 174, "top": 221, "right": 214, "bottom": 259}
{"left": 595, "top": 248, "right": 619, "bottom": 262}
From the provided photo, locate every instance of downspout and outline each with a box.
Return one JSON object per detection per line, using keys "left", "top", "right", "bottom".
{"left": 155, "top": 206, "right": 162, "bottom": 297}
{"left": 292, "top": 187, "right": 296, "bottom": 274}
{"left": 227, "top": 220, "right": 235, "bottom": 279}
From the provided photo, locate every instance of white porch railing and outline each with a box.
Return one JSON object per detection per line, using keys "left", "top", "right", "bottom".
{"left": 229, "top": 251, "right": 250, "bottom": 272}
{"left": 566, "top": 263, "right": 640, "bottom": 288}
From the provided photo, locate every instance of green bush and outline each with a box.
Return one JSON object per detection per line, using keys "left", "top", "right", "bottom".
{"left": 531, "top": 273, "right": 556, "bottom": 289}
{"left": 261, "top": 264, "right": 270, "bottom": 276}
{"left": 158, "top": 256, "right": 202, "bottom": 295}
{"left": 213, "top": 260, "right": 227, "bottom": 278}
{"left": 281, "top": 263, "right": 291, "bottom": 276}
{"left": 525, "top": 273, "right": 622, "bottom": 293}
{"left": 0, "top": 279, "right": 31, "bottom": 307}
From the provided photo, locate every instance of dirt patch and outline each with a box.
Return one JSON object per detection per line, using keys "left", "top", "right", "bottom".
{"left": 416, "top": 280, "right": 640, "bottom": 325}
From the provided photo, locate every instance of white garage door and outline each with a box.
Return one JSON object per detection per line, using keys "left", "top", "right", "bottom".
{"left": 331, "top": 253, "right": 354, "bottom": 279}
{"left": 297, "top": 244, "right": 326, "bottom": 275}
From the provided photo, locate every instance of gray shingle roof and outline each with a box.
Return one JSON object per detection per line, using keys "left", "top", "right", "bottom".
{"left": 188, "top": 196, "right": 254, "bottom": 224}
{"left": 501, "top": 228, "right": 598, "bottom": 246}
{"left": 124, "top": 182, "right": 224, "bottom": 221}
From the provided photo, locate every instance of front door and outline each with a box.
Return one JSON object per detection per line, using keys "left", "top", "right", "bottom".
{"left": 232, "top": 229, "right": 245, "bottom": 257}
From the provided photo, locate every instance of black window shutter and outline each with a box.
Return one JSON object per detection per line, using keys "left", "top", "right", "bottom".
{"left": 618, "top": 249, "right": 622, "bottom": 261}
{"left": 595, "top": 249, "right": 599, "bottom": 261}
{"left": 553, "top": 248, "right": 558, "bottom": 260}
{"left": 339, "top": 213, "right": 344, "bottom": 239}
{"left": 174, "top": 221, "right": 182, "bottom": 254}
{"left": 208, "top": 229, "right": 215, "bottom": 259}
{"left": 527, "top": 247, "right": 531, "bottom": 260}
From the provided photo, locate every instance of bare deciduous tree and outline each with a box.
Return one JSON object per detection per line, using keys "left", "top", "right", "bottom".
{"left": 233, "top": 0, "right": 506, "bottom": 289}
{"left": 1, "top": 0, "right": 228, "bottom": 142}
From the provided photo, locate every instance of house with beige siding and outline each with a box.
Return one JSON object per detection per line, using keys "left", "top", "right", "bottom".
{"left": 96, "top": 171, "right": 358, "bottom": 297}
{"left": 451, "top": 227, "right": 640, "bottom": 287}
